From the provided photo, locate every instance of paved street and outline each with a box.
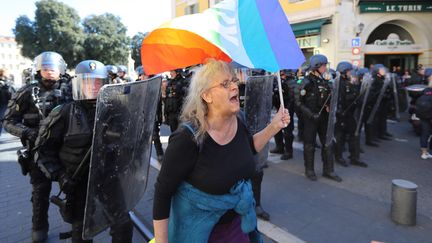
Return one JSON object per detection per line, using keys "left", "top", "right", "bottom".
{"left": 1, "top": 112, "right": 432, "bottom": 242}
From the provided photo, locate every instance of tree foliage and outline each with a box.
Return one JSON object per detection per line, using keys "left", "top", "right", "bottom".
{"left": 83, "top": 13, "right": 130, "bottom": 65}
{"left": 131, "top": 32, "right": 148, "bottom": 69}
{"left": 14, "top": 0, "right": 84, "bottom": 67}
{"left": 14, "top": 1, "right": 132, "bottom": 68}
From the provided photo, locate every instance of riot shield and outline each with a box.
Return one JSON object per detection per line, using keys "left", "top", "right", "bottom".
{"left": 244, "top": 76, "right": 273, "bottom": 164}
{"left": 391, "top": 73, "right": 400, "bottom": 121}
{"left": 325, "top": 72, "right": 340, "bottom": 147}
{"left": 83, "top": 76, "right": 162, "bottom": 239}
{"left": 367, "top": 74, "right": 391, "bottom": 124}
{"left": 355, "top": 73, "right": 373, "bottom": 136}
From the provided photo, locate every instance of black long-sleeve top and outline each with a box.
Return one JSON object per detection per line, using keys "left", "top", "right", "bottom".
{"left": 153, "top": 117, "right": 256, "bottom": 223}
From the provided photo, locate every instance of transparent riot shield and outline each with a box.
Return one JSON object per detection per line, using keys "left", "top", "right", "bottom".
{"left": 391, "top": 73, "right": 400, "bottom": 121}
{"left": 83, "top": 76, "right": 162, "bottom": 239}
{"left": 355, "top": 73, "right": 373, "bottom": 136}
{"left": 325, "top": 72, "right": 340, "bottom": 147}
{"left": 244, "top": 76, "right": 274, "bottom": 164}
{"left": 367, "top": 74, "right": 391, "bottom": 124}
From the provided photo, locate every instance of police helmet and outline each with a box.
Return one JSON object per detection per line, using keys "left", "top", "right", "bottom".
{"left": 371, "top": 64, "right": 386, "bottom": 76}
{"left": 33, "top": 51, "right": 67, "bottom": 74}
{"left": 118, "top": 65, "right": 127, "bottom": 73}
{"left": 136, "top": 66, "right": 145, "bottom": 76}
{"left": 425, "top": 68, "right": 432, "bottom": 79}
{"left": 72, "top": 60, "right": 108, "bottom": 100}
{"left": 106, "top": 65, "right": 118, "bottom": 76}
{"left": 356, "top": 68, "right": 369, "bottom": 77}
{"left": 309, "top": 54, "right": 328, "bottom": 70}
{"left": 336, "top": 61, "right": 353, "bottom": 74}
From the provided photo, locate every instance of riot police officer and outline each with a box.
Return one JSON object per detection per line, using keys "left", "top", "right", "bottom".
{"left": 270, "top": 70, "right": 296, "bottom": 160}
{"left": 334, "top": 62, "right": 367, "bottom": 168}
{"left": 136, "top": 66, "right": 164, "bottom": 161}
{"left": 295, "top": 54, "right": 342, "bottom": 182}
{"left": 367, "top": 64, "right": 392, "bottom": 144}
{"left": 118, "top": 65, "right": 132, "bottom": 83}
{"left": 106, "top": 65, "right": 122, "bottom": 84}
{"left": 164, "top": 69, "right": 186, "bottom": 132}
{"left": 35, "top": 60, "right": 133, "bottom": 243}
{"left": 3, "top": 51, "right": 70, "bottom": 242}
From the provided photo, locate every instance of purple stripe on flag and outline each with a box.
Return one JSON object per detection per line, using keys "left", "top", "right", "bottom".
{"left": 255, "top": 0, "right": 305, "bottom": 69}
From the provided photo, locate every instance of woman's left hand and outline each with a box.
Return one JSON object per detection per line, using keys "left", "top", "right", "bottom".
{"left": 271, "top": 107, "right": 291, "bottom": 131}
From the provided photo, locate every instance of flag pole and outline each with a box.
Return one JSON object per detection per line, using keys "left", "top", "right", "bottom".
{"left": 276, "top": 71, "right": 285, "bottom": 110}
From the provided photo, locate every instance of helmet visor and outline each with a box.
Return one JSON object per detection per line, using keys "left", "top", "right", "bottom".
{"left": 34, "top": 54, "right": 67, "bottom": 74}
{"left": 73, "top": 74, "right": 107, "bottom": 100}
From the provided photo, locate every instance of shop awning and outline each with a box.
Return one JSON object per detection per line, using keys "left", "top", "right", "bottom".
{"left": 291, "top": 19, "right": 328, "bottom": 37}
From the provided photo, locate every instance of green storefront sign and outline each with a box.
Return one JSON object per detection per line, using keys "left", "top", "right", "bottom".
{"left": 360, "top": 2, "right": 432, "bottom": 13}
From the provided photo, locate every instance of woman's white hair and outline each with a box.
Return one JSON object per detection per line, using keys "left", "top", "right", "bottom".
{"left": 180, "top": 59, "right": 234, "bottom": 143}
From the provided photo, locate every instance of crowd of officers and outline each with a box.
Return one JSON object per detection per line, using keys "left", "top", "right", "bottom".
{"left": 271, "top": 54, "right": 404, "bottom": 182}
{"left": 0, "top": 49, "right": 424, "bottom": 242}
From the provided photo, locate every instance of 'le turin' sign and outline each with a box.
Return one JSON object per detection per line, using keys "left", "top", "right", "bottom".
{"left": 360, "top": 2, "right": 432, "bottom": 13}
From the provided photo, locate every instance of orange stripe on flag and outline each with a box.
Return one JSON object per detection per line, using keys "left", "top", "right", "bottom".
{"left": 141, "top": 28, "right": 231, "bottom": 75}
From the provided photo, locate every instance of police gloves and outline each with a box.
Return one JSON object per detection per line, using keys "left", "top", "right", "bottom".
{"left": 59, "top": 173, "right": 77, "bottom": 194}
{"left": 22, "top": 128, "right": 38, "bottom": 143}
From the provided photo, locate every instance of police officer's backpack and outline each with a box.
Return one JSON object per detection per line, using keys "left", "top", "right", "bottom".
{"left": 415, "top": 92, "right": 432, "bottom": 119}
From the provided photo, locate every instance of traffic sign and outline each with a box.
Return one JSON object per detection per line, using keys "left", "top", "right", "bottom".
{"left": 351, "top": 37, "right": 361, "bottom": 47}
{"left": 352, "top": 47, "right": 361, "bottom": 55}
{"left": 352, "top": 60, "right": 362, "bottom": 67}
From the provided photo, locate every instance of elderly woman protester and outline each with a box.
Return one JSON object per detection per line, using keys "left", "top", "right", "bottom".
{"left": 153, "top": 60, "right": 290, "bottom": 243}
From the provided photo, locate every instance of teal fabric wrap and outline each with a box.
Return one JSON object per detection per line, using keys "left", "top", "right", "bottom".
{"left": 168, "top": 180, "right": 257, "bottom": 242}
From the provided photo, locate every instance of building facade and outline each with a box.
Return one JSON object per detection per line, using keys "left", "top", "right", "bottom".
{"left": 0, "top": 36, "right": 33, "bottom": 87}
{"left": 173, "top": 0, "right": 432, "bottom": 71}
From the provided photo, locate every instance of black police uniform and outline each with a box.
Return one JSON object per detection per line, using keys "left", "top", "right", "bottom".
{"left": 363, "top": 74, "right": 382, "bottom": 146}
{"left": 334, "top": 76, "right": 366, "bottom": 167}
{"left": 164, "top": 73, "right": 186, "bottom": 132}
{"left": 153, "top": 89, "right": 164, "bottom": 160}
{"left": 272, "top": 75, "right": 295, "bottom": 159}
{"left": 376, "top": 76, "right": 393, "bottom": 139}
{"left": 295, "top": 73, "right": 340, "bottom": 181}
{"left": 35, "top": 101, "right": 133, "bottom": 243}
{"left": 3, "top": 78, "right": 69, "bottom": 235}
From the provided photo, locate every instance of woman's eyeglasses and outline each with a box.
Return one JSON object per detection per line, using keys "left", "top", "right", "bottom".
{"left": 209, "top": 78, "right": 240, "bottom": 90}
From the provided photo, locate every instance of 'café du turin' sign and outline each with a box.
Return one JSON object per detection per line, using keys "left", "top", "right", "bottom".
{"left": 365, "top": 33, "right": 422, "bottom": 53}
{"left": 374, "top": 33, "right": 412, "bottom": 48}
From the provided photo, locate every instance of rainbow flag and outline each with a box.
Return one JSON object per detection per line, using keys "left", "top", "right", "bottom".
{"left": 141, "top": 0, "right": 305, "bottom": 75}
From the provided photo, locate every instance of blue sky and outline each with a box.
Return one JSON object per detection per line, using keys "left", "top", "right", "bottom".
{"left": 0, "top": 0, "right": 172, "bottom": 37}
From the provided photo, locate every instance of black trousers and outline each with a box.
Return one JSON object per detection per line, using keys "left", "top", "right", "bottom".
{"left": 335, "top": 115, "right": 360, "bottom": 161}
{"left": 152, "top": 121, "right": 164, "bottom": 156}
{"left": 251, "top": 171, "right": 264, "bottom": 207}
{"left": 29, "top": 164, "right": 52, "bottom": 231}
{"left": 377, "top": 100, "right": 389, "bottom": 137}
{"left": 302, "top": 114, "right": 334, "bottom": 173}
{"left": 70, "top": 180, "right": 133, "bottom": 243}
{"left": 273, "top": 109, "right": 295, "bottom": 154}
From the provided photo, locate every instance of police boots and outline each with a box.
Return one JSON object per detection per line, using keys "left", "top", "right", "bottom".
{"left": 304, "top": 144, "right": 317, "bottom": 181}
{"left": 322, "top": 146, "right": 342, "bottom": 182}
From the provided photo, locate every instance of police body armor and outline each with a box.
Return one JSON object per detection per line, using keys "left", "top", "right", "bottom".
{"left": 296, "top": 74, "right": 332, "bottom": 118}
{"left": 367, "top": 74, "right": 391, "bottom": 124}
{"left": 164, "top": 75, "right": 185, "bottom": 114}
{"left": 4, "top": 81, "right": 65, "bottom": 174}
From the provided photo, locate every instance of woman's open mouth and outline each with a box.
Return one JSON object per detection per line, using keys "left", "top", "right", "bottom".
{"left": 229, "top": 94, "right": 239, "bottom": 104}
